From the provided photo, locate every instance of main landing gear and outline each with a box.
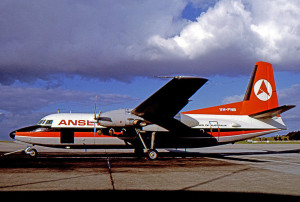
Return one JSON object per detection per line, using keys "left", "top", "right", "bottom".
{"left": 135, "top": 129, "right": 158, "bottom": 160}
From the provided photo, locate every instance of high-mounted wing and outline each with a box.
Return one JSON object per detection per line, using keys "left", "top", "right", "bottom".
{"left": 131, "top": 76, "right": 208, "bottom": 132}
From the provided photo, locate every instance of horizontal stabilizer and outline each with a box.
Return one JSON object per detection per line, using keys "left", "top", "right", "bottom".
{"left": 249, "top": 105, "right": 296, "bottom": 119}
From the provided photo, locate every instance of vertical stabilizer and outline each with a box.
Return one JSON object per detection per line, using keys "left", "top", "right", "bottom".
{"left": 182, "top": 61, "right": 288, "bottom": 116}
{"left": 242, "top": 61, "right": 279, "bottom": 115}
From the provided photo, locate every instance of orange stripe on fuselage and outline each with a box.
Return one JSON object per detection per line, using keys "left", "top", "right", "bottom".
{"left": 15, "top": 131, "right": 116, "bottom": 138}
{"left": 15, "top": 132, "right": 60, "bottom": 137}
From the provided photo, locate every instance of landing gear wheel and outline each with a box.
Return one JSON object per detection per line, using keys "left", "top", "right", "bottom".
{"left": 147, "top": 149, "right": 158, "bottom": 160}
{"left": 25, "top": 148, "right": 38, "bottom": 158}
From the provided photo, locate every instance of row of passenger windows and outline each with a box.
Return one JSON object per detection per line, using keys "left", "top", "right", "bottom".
{"left": 38, "top": 119, "right": 53, "bottom": 125}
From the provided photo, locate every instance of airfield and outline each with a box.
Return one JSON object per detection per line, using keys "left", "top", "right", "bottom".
{"left": 0, "top": 141, "right": 300, "bottom": 197}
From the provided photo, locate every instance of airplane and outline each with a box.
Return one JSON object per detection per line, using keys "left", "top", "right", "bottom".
{"left": 8, "top": 61, "right": 295, "bottom": 160}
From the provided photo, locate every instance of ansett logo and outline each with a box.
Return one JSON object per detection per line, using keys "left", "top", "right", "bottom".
{"left": 254, "top": 79, "right": 272, "bottom": 101}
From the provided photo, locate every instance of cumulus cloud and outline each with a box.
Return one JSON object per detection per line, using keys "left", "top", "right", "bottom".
{"left": 149, "top": 0, "right": 253, "bottom": 59}
{"left": 1, "top": 0, "right": 300, "bottom": 84}
{"left": 148, "top": 0, "right": 300, "bottom": 73}
{"left": 0, "top": 0, "right": 187, "bottom": 84}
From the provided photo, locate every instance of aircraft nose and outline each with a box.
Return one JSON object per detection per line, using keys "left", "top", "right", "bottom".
{"left": 9, "top": 131, "right": 15, "bottom": 139}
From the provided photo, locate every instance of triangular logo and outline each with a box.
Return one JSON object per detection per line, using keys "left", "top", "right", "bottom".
{"left": 254, "top": 79, "right": 272, "bottom": 101}
{"left": 257, "top": 80, "right": 270, "bottom": 97}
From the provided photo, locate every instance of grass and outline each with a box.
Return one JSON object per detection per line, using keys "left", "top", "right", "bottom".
{"left": 236, "top": 140, "right": 300, "bottom": 144}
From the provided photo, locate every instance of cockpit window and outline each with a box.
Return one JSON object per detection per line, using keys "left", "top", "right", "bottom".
{"left": 45, "top": 120, "right": 53, "bottom": 125}
{"left": 37, "top": 119, "right": 52, "bottom": 125}
{"left": 38, "top": 119, "right": 45, "bottom": 124}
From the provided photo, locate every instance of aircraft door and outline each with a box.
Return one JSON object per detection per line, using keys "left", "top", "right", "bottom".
{"left": 209, "top": 121, "right": 220, "bottom": 141}
{"left": 60, "top": 129, "right": 74, "bottom": 144}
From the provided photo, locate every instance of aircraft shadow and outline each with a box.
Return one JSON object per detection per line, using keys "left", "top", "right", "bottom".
{"left": 166, "top": 147, "right": 300, "bottom": 163}
{"left": 1, "top": 147, "right": 299, "bottom": 163}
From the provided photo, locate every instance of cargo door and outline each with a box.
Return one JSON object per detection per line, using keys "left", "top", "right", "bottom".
{"left": 60, "top": 129, "right": 74, "bottom": 144}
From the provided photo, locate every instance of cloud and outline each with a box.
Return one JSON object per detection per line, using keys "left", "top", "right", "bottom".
{"left": 277, "top": 84, "right": 300, "bottom": 120}
{"left": 222, "top": 94, "right": 244, "bottom": 104}
{"left": 0, "top": 112, "right": 47, "bottom": 140}
{"left": 0, "top": 0, "right": 187, "bottom": 84}
{"left": 1, "top": 0, "right": 300, "bottom": 84}
{"left": 0, "top": 84, "right": 134, "bottom": 113}
{"left": 147, "top": 0, "right": 300, "bottom": 75}
{"left": 277, "top": 84, "right": 300, "bottom": 133}
{"left": 222, "top": 84, "right": 300, "bottom": 109}
{"left": 0, "top": 84, "right": 135, "bottom": 139}
{"left": 149, "top": 0, "right": 253, "bottom": 58}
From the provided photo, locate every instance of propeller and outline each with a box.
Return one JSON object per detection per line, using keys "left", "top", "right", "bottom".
{"left": 93, "top": 97, "right": 101, "bottom": 138}
{"left": 92, "top": 97, "right": 113, "bottom": 137}
{"left": 94, "top": 104, "right": 111, "bottom": 122}
{"left": 94, "top": 103, "right": 102, "bottom": 121}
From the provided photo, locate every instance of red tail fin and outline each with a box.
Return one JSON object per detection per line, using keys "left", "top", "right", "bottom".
{"left": 241, "top": 61, "right": 279, "bottom": 115}
{"left": 182, "top": 61, "right": 280, "bottom": 116}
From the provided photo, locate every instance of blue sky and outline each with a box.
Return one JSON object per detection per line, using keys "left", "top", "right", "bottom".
{"left": 0, "top": 0, "right": 300, "bottom": 139}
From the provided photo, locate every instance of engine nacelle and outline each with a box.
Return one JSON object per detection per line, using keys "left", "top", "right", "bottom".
{"left": 98, "top": 109, "right": 144, "bottom": 127}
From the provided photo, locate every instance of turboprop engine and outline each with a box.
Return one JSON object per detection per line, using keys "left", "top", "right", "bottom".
{"left": 96, "top": 109, "right": 146, "bottom": 127}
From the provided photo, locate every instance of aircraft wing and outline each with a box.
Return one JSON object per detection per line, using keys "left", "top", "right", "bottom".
{"left": 131, "top": 76, "right": 208, "bottom": 132}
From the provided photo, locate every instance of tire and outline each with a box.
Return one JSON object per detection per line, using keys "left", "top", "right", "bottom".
{"left": 147, "top": 149, "right": 158, "bottom": 160}
{"left": 26, "top": 148, "right": 38, "bottom": 158}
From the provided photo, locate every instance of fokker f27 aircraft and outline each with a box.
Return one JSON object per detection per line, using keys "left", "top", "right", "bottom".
{"left": 9, "top": 61, "right": 295, "bottom": 160}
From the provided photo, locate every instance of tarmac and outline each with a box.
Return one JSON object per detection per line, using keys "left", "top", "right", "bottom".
{"left": 0, "top": 141, "right": 300, "bottom": 198}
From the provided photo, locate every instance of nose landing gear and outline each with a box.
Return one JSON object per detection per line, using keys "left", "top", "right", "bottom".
{"left": 24, "top": 147, "right": 38, "bottom": 157}
{"left": 1, "top": 146, "right": 38, "bottom": 158}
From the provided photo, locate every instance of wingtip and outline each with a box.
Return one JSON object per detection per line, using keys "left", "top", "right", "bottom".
{"left": 155, "top": 75, "right": 208, "bottom": 81}
{"left": 175, "top": 75, "right": 208, "bottom": 81}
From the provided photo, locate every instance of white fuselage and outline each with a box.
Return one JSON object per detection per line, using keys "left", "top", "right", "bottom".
{"left": 12, "top": 111, "right": 286, "bottom": 148}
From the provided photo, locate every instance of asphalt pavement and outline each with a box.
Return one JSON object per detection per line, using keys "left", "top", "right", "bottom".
{"left": 0, "top": 142, "right": 299, "bottom": 198}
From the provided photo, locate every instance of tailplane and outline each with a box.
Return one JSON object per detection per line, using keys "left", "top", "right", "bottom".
{"left": 249, "top": 105, "right": 295, "bottom": 119}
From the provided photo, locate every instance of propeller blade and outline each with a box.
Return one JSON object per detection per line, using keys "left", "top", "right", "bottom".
{"left": 94, "top": 103, "right": 97, "bottom": 120}
{"left": 97, "top": 110, "right": 102, "bottom": 120}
